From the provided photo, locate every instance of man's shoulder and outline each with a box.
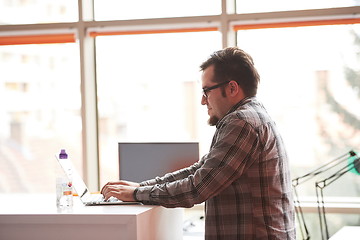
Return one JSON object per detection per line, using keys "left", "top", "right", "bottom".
{"left": 232, "top": 98, "right": 272, "bottom": 127}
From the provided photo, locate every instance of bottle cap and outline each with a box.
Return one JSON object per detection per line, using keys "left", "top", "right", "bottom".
{"left": 59, "top": 149, "right": 68, "bottom": 159}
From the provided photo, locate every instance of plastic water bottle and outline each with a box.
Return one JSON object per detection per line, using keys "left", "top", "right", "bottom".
{"left": 56, "top": 149, "right": 73, "bottom": 209}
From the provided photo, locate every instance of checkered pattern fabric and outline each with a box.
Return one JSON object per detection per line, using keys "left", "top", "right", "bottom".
{"left": 135, "top": 97, "right": 296, "bottom": 240}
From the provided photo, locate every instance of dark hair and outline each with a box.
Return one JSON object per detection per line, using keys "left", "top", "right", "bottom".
{"left": 200, "top": 47, "right": 260, "bottom": 97}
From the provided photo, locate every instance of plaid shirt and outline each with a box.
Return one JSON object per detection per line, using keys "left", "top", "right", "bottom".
{"left": 134, "top": 97, "right": 296, "bottom": 240}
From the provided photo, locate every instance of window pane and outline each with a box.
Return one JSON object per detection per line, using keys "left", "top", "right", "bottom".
{"left": 94, "top": 0, "right": 221, "bottom": 21}
{"left": 0, "top": 43, "right": 82, "bottom": 193}
{"left": 236, "top": 0, "right": 359, "bottom": 13}
{"left": 237, "top": 24, "right": 360, "bottom": 197}
{"left": 96, "top": 31, "right": 221, "bottom": 185}
{"left": 0, "top": 0, "right": 77, "bottom": 24}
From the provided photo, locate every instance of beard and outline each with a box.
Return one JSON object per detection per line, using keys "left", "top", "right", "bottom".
{"left": 208, "top": 115, "right": 220, "bottom": 126}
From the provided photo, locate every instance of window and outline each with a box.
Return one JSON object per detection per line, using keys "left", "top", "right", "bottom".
{"left": 236, "top": 24, "right": 360, "bottom": 196}
{"left": 0, "top": 0, "right": 77, "bottom": 24}
{"left": 95, "top": 31, "right": 221, "bottom": 185}
{"left": 1, "top": 4, "right": 360, "bottom": 237}
{"left": 1, "top": 1, "right": 360, "bottom": 238}
{"left": 237, "top": 24, "right": 360, "bottom": 239}
{"left": 236, "top": 0, "right": 360, "bottom": 13}
{"left": 0, "top": 43, "right": 82, "bottom": 193}
{"left": 94, "top": 0, "right": 220, "bottom": 21}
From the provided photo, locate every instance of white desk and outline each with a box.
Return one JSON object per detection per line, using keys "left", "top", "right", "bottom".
{"left": 0, "top": 194, "right": 183, "bottom": 240}
{"left": 329, "top": 226, "right": 360, "bottom": 240}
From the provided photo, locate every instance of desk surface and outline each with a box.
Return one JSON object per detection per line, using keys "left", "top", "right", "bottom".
{"left": 329, "top": 226, "right": 360, "bottom": 240}
{"left": 0, "top": 193, "right": 152, "bottom": 215}
{"left": 0, "top": 194, "right": 183, "bottom": 240}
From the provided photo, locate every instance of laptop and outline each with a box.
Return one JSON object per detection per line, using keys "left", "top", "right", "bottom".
{"left": 55, "top": 154, "right": 141, "bottom": 206}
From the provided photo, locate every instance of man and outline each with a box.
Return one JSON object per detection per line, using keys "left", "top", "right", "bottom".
{"left": 101, "top": 47, "right": 296, "bottom": 239}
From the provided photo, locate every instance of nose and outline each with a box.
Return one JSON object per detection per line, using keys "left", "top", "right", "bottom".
{"left": 201, "top": 95, "right": 207, "bottom": 105}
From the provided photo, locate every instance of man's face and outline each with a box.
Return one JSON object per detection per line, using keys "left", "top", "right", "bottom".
{"left": 201, "top": 65, "right": 231, "bottom": 126}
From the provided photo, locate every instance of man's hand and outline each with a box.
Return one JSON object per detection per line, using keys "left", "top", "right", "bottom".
{"left": 101, "top": 180, "right": 140, "bottom": 202}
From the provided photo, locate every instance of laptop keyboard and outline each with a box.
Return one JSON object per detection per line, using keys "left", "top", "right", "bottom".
{"left": 87, "top": 194, "right": 120, "bottom": 204}
{"left": 88, "top": 194, "right": 105, "bottom": 203}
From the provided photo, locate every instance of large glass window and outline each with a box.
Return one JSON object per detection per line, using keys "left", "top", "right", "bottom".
{"left": 0, "top": 1, "right": 359, "bottom": 224}
{"left": 0, "top": 43, "right": 82, "bottom": 193}
{"left": 237, "top": 24, "right": 360, "bottom": 239}
{"left": 0, "top": 0, "right": 77, "bottom": 25}
{"left": 237, "top": 24, "right": 360, "bottom": 196}
{"left": 95, "top": 31, "right": 221, "bottom": 185}
{"left": 94, "top": 0, "right": 221, "bottom": 21}
{"left": 1, "top": 1, "right": 359, "bottom": 237}
{"left": 236, "top": 0, "right": 360, "bottom": 13}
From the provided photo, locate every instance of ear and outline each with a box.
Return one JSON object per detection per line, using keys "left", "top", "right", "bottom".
{"left": 228, "top": 80, "right": 245, "bottom": 102}
{"left": 228, "top": 80, "right": 240, "bottom": 96}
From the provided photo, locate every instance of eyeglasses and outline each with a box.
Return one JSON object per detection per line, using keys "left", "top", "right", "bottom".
{"left": 202, "top": 81, "right": 230, "bottom": 98}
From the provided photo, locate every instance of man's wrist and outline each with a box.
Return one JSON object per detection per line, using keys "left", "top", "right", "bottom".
{"left": 133, "top": 187, "right": 139, "bottom": 201}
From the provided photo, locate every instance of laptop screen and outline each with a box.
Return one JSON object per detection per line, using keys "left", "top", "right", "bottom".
{"left": 118, "top": 142, "right": 199, "bottom": 183}
{"left": 55, "top": 154, "right": 90, "bottom": 200}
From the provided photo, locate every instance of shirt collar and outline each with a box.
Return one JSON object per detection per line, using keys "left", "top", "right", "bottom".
{"left": 215, "top": 96, "right": 255, "bottom": 128}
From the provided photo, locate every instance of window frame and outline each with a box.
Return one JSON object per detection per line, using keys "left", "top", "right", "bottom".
{"left": 0, "top": 1, "right": 359, "bottom": 203}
